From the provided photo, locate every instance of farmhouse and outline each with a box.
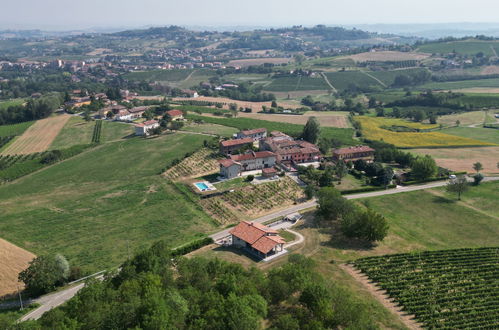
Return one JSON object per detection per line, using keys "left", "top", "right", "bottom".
{"left": 115, "top": 109, "right": 133, "bottom": 121}
{"left": 262, "top": 167, "right": 278, "bottom": 178}
{"left": 65, "top": 97, "right": 91, "bottom": 108}
{"left": 181, "top": 89, "right": 199, "bottom": 98}
{"left": 230, "top": 151, "right": 276, "bottom": 171}
{"left": 260, "top": 131, "right": 321, "bottom": 164}
{"left": 218, "top": 159, "right": 242, "bottom": 179}
{"left": 166, "top": 109, "right": 184, "bottom": 121}
{"left": 135, "top": 120, "right": 159, "bottom": 136}
{"left": 236, "top": 128, "right": 267, "bottom": 141}
{"left": 332, "top": 145, "right": 375, "bottom": 162}
{"left": 219, "top": 137, "right": 254, "bottom": 155}
{"left": 230, "top": 221, "right": 285, "bottom": 259}
{"left": 128, "top": 106, "right": 149, "bottom": 119}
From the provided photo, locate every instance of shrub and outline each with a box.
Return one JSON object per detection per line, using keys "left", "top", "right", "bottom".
{"left": 246, "top": 175, "right": 255, "bottom": 182}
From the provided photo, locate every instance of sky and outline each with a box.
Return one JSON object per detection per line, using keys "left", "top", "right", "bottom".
{"left": 2, "top": 0, "right": 499, "bottom": 30}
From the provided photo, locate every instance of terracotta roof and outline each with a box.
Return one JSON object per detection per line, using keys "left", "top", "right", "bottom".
{"left": 262, "top": 167, "right": 277, "bottom": 174}
{"left": 240, "top": 128, "right": 267, "bottom": 135}
{"left": 230, "top": 221, "right": 283, "bottom": 254}
{"left": 333, "top": 146, "right": 375, "bottom": 155}
{"left": 135, "top": 120, "right": 158, "bottom": 127}
{"left": 129, "top": 106, "right": 149, "bottom": 113}
{"left": 220, "top": 137, "right": 254, "bottom": 147}
{"left": 230, "top": 151, "right": 276, "bottom": 161}
{"left": 219, "top": 159, "right": 241, "bottom": 168}
{"left": 166, "top": 109, "right": 183, "bottom": 117}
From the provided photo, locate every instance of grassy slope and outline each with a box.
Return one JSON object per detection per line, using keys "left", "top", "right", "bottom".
{"left": 49, "top": 117, "right": 94, "bottom": 149}
{"left": 417, "top": 39, "right": 499, "bottom": 56}
{"left": 0, "top": 121, "right": 35, "bottom": 137}
{"left": 188, "top": 114, "right": 357, "bottom": 146}
{"left": 0, "top": 134, "right": 217, "bottom": 271}
{"left": 420, "top": 78, "right": 499, "bottom": 90}
{"left": 441, "top": 126, "right": 499, "bottom": 144}
{"left": 180, "top": 123, "right": 238, "bottom": 137}
{"left": 101, "top": 121, "right": 134, "bottom": 142}
{"left": 325, "top": 71, "right": 383, "bottom": 91}
{"left": 0, "top": 98, "right": 25, "bottom": 110}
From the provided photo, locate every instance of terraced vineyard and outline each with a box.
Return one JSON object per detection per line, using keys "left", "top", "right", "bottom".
{"left": 353, "top": 248, "right": 499, "bottom": 329}
{"left": 201, "top": 177, "right": 304, "bottom": 224}
{"left": 164, "top": 148, "right": 221, "bottom": 180}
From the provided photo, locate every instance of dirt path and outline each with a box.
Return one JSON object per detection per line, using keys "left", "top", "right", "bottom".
{"left": 340, "top": 264, "right": 422, "bottom": 330}
{"left": 490, "top": 45, "right": 498, "bottom": 57}
{"left": 361, "top": 70, "right": 387, "bottom": 87}
{"left": 320, "top": 72, "right": 337, "bottom": 93}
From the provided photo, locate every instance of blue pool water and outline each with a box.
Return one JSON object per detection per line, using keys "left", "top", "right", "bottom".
{"left": 195, "top": 182, "right": 209, "bottom": 190}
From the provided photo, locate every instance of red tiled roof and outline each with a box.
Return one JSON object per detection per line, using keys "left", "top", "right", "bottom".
{"left": 230, "top": 151, "right": 276, "bottom": 161}
{"left": 135, "top": 120, "right": 158, "bottom": 127}
{"left": 262, "top": 167, "right": 277, "bottom": 174}
{"left": 220, "top": 137, "right": 254, "bottom": 147}
{"left": 333, "top": 146, "right": 375, "bottom": 155}
{"left": 166, "top": 109, "right": 183, "bottom": 117}
{"left": 219, "top": 159, "right": 241, "bottom": 168}
{"left": 229, "top": 221, "right": 283, "bottom": 254}
{"left": 241, "top": 128, "right": 266, "bottom": 135}
{"left": 129, "top": 106, "right": 149, "bottom": 113}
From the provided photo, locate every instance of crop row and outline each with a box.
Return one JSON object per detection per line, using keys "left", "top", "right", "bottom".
{"left": 92, "top": 120, "right": 102, "bottom": 143}
{"left": 353, "top": 247, "right": 499, "bottom": 329}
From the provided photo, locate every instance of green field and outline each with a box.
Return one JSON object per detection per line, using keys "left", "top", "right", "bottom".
{"left": 0, "top": 121, "right": 34, "bottom": 137}
{"left": 264, "top": 75, "right": 330, "bottom": 92}
{"left": 441, "top": 126, "right": 499, "bottom": 144}
{"left": 417, "top": 39, "right": 499, "bottom": 56}
{"left": 181, "top": 122, "right": 238, "bottom": 137}
{"left": 0, "top": 98, "right": 25, "bottom": 110}
{"left": 187, "top": 114, "right": 357, "bottom": 146}
{"left": 0, "top": 134, "right": 217, "bottom": 271}
{"left": 325, "top": 71, "right": 384, "bottom": 91}
{"left": 368, "top": 68, "right": 429, "bottom": 86}
{"left": 101, "top": 121, "right": 135, "bottom": 142}
{"left": 420, "top": 78, "right": 499, "bottom": 90}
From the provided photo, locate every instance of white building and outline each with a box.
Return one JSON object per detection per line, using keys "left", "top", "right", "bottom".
{"left": 135, "top": 120, "right": 160, "bottom": 136}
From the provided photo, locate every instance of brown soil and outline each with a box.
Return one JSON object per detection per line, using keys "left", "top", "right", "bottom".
{"left": 227, "top": 58, "right": 290, "bottom": 67}
{"left": 340, "top": 264, "right": 422, "bottom": 330}
{"left": 481, "top": 65, "right": 499, "bottom": 75}
{"left": 173, "top": 96, "right": 299, "bottom": 111}
{"left": 234, "top": 111, "right": 350, "bottom": 128}
{"left": 0, "top": 238, "right": 36, "bottom": 298}
{"left": 1, "top": 114, "right": 71, "bottom": 155}
{"left": 411, "top": 146, "right": 499, "bottom": 174}
{"left": 347, "top": 51, "right": 430, "bottom": 62}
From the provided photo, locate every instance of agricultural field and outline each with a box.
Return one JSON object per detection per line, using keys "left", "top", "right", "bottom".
{"left": 411, "top": 146, "right": 499, "bottom": 174}
{"left": 368, "top": 68, "right": 430, "bottom": 86}
{"left": 180, "top": 122, "right": 238, "bottom": 137}
{"left": 163, "top": 148, "right": 221, "bottom": 181}
{"left": 346, "top": 51, "right": 430, "bottom": 62}
{"left": 353, "top": 248, "right": 499, "bottom": 329}
{"left": 325, "top": 71, "right": 384, "bottom": 91}
{"left": 49, "top": 116, "right": 95, "bottom": 149}
{"left": 437, "top": 110, "right": 487, "bottom": 127}
{"left": 227, "top": 57, "right": 290, "bottom": 67}
{"left": 173, "top": 96, "right": 299, "bottom": 111}
{"left": 0, "top": 238, "right": 35, "bottom": 298}
{"left": 0, "top": 121, "right": 34, "bottom": 138}
{"left": 441, "top": 126, "right": 499, "bottom": 144}
{"left": 200, "top": 177, "right": 304, "bottom": 225}
{"left": 417, "top": 39, "right": 499, "bottom": 56}
{"left": 0, "top": 98, "right": 25, "bottom": 110}
{"left": 1, "top": 115, "right": 70, "bottom": 155}
{"left": 356, "top": 116, "right": 495, "bottom": 147}
{"left": 264, "top": 75, "right": 330, "bottom": 92}
{"left": 188, "top": 113, "right": 357, "bottom": 146}
{"left": 236, "top": 110, "right": 351, "bottom": 128}
{"left": 420, "top": 78, "right": 499, "bottom": 90}
{"left": 0, "top": 134, "right": 217, "bottom": 272}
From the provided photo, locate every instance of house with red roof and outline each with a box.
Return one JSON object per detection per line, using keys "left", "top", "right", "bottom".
{"left": 230, "top": 221, "right": 285, "bottom": 259}
{"left": 218, "top": 159, "right": 242, "bottom": 179}
{"left": 219, "top": 137, "right": 254, "bottom": 155}
{"left": 135, "top": 120, "right": 159, "bottom": 136}
{"left": 260, "top": 131, "right": 321, "bottom": 164}
{"left": 230, "top": 151, "right": 276, "bottom": 171}
{"left": 166, "top": 109, "right": 184, "bottom": 121}
{"left": 236, "top": 128, "right": 267, "bottom": 141}
{"left": 332, "top": 145, "right": 375, "bottom": 162}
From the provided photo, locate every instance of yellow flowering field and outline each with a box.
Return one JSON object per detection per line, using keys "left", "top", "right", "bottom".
{"left": 356, "top": 116, "right": 496, "bottom": 148}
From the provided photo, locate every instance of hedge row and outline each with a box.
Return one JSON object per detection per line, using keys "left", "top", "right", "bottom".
{"left": 340, "top": 184, "right": 396, "bottom": 195}
{"left": 401, "top": 177, "right": 447, "bottom": 186}
{"left": 171, "top": 237, "right": 214, "bottom": 256}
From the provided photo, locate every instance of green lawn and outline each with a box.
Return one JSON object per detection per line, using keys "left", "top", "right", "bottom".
{"left": 101, "top": 121, "right": 134, "bottom": 142}
{"left": 368, "top": 68, "right": 429, "bottom": 86}
{"left": 325, "top": 71, "right": 384, "bottom": 91}
{"left": 440, "top": 126, "right": 499, "bottom": 144}
{"left": 420, "top": 78, "right": 499, "bottom": 90}
{"left": 0, "top": 134, "right": 217, "bottom": 272}
{"left": 417, "top": 39, "right": 499, "bottom": 56}
{"left": 123, "top": 69, "right": 194, "bottom": 81}
{"left": 264, "top": 76, "right": 330, "bottom": 92}
{"left": 0, "top": 98, "right": 25, "bottom": 110}
{"left": 181, "top": 123, "right": 238, "bottom": 137}
{"left": 0, "top": 121, "right": 34, "bottom": 137}
{"left": 49, "top": 117, "right": 95, "bottom": 149}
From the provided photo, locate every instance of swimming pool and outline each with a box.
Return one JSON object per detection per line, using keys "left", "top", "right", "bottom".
{"left": 195, "top": 182, "right": 209, "bottom": 190}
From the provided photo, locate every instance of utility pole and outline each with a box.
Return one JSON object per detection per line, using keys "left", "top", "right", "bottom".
{"left": 17, "top": 285, "right": 24, "bottom": 311}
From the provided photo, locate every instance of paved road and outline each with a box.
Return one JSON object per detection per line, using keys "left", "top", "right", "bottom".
{"left": 210, "top": 176, "right": 499, "bottom": 242}
{"left": 15, "top": 176, "right": 499, "bottom": 321}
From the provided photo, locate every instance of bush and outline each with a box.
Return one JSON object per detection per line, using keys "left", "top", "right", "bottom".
{"left": 473, "top": 173, "right": 484, "bottom": 185}
{"left": 171, "top": 237, "right": 214, "bottom": 256}
{"left": 246, "top": 175, "right": 255, "bottom": 182}
{"left": 340, "top": 185, "right": 396, "bottom": 195}
{"left": 40, "top": 150, "right": 63, "bottom": 164}
{"left": 341, "top": 208, "right": 389, "bottom": 242}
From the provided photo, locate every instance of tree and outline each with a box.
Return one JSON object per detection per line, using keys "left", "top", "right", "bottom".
{"left": 411, "top": 155, "right": 437, "bottom": 180}
{"left": 341, "top": 209, "right": 389, "bottom": 242}
{"left": 368, "top": 97, "right": 377, "bottom": 109}
{"left": 472, "top": 162, "right": 483, "bottom": 173}
{"left": 473, "top": 173, "right": 484, "bottom": 185}
{"left": 335, "top": 161, "right": 348, "bottom": 183}
{"left": 302, "top": 117, "right": 320, "bottom": 143}
{"left": 317, "top": 137, "right": 331, "bottom": 154}
{"left": 304, "top": 184, "right": 316, "bottom": 200}
{"left": 19, "top": 255, "right": 70, "bottom": 295}
{"left": 316, "top": 187, "right": 355, "bottom": 221}
{"left": 456, "top": 120, "right": 460, "bottom": 127}
{"left": 318, "top": 168, "right": 334, "bottom": 187}
{"left": 245, "top": 175, "right": 254, "bottom": 182}
{"left": 353, "top": 159, "right": 367, "bottom": 172}
{"left": 294, "top": 54, "right": 305, "bottom": 66}
{"left": 446, "top": 175, "right": 469, "bottom": 200}
{"left": 271, "top": 100, "right": 278, "bottom": 108}
{"left": 171, "top": 121, "right": 184, "bottom": 130}
{"left": 377, "top": 167, "right": 394, "bottom": 187}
